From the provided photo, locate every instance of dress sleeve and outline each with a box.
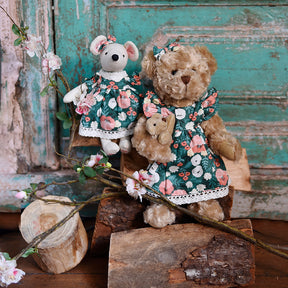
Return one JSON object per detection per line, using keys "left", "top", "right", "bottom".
{"left": 197, "top": 87, "right": 219, "bottom": 122}
{"left": 143, "top": 91, "right": 163, "bottom": 118}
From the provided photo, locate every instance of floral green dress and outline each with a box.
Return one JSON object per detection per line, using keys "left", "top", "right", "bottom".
{"left": 144, "top": 87, "right": 230, "bottom": 205}
{"left": 77, "top": 70, "right": 143, "bottom": 139}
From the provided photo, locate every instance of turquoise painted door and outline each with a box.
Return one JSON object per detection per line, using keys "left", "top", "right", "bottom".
{"left": 55, "top": 1, "right": 288, "bottom": 167}
{"left": 1, "top": 0, "right": 287, "bottom": 218}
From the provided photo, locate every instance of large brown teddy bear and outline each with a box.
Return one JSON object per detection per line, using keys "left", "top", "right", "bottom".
{"left": 132, "top": 43, "right": 242, "bottom": 228}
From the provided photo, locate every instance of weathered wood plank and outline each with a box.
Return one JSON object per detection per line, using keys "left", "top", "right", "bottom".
{"left": 108, "top": 220, "right": 255, "bottom": 288}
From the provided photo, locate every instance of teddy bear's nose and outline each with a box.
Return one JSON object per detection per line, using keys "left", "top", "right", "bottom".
{"left": 181, "top": 75, "right": 191, "bottom": 85}
{"left": 112, "top": 54, "right": 119, "bottom": 61}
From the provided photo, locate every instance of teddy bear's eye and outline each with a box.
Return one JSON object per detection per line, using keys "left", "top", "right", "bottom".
{"left": 191, "top": 68, "right": 196, "bottom": 72}
{"left": 171, "top": 70, "right": 178, "bottom": 75}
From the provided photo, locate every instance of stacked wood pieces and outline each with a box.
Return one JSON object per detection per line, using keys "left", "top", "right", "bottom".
{"left": 108, "top": 219, "right": 255, "bottom": 288}
{"left": 19, "top": 195, "right": 88, "bottom": 274}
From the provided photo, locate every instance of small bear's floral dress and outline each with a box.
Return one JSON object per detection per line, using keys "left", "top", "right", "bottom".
{"left": 144, "top": 87, "right": 230, "bottom": 205}
{"left": 76, "top": 69, "right": 143, "bottom": 139}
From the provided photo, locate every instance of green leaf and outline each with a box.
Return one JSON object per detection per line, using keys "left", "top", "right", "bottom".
{"left": 24, "top": 188, "right": 32, "bottom": 194}
{"left": 30, "top": 183, "right": 38, "bottom": 190}
{"left": 95, "top": 166, "right": 105, "bottom": 175}
{"left": 83, "top": 166, "right": 97, "bottom": 178}
{"left": 56, "top": 111, "right": 69, "bottom": 121}
{"left": 2, "top": 252, "right": 11, "bottom": 260}
{"left": 98, "top": 156, "right": 108, "bottom": 165}
{"left": 12, "top": 24, "right": 21, "bottom": 36}
{"left": 21, "top": 247, "right": 37, "bottom": 258}
{"left": 40, "top": 85, "right": 49, "bottom": 97}
{"left": 14, "top": 37, "right": 22, "bottom": 46}
{"left": 63, "top": 119, "right": 72, "bottom": 130}
{"left": 78, "top": 171, "right": 86, "bottom": 184}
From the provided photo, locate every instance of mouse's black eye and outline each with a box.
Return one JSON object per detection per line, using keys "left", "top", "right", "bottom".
{"left": 105, "top": 52, "right": 108, "bottom": 55}
{"left": 123, "top": 55, "right": 125, "bottom": 58}
{"left": 171, "top": 70, "right": 178, "bottom": 75}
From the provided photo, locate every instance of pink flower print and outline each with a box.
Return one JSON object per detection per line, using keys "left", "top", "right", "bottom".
{"left": 143, "top": 103, "right": 158, "bottom": 117}
{"left": 190, "top": 135, "right": 206, "bottom": 154}
{"left": 146, "top": 91, "right": 155, "bottom": 99}
{"left": 159, "top": 179, "right": 174, "bottom": 195}
{"left": 215, "top": 169, "right": 229, "bottom": 186}
{"left": 172, "top": 189, "right": 187, "bottom": 196}
{"left": 117, "top": 91, "right": 131, "bottom": 108}
{"left": 202, "top": 95, "right": 216, "bottom": 108}
{"left": 76, "top": 105, "right": 90, "bottom": 115}
{"left": 161, "top": 107, "right": 172, "bottom": 117}
{"left": 100, "top": 116, "right": 115, "bottom": 130}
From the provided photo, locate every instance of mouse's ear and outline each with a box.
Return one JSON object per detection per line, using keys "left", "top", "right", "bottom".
{"left": 194, "top": 46, "right": 217, "bottom": 75}
{"left": 124, "top": 41, "right": 139, "bottom": 61}
{"left": 90, "top": 35, "right": 107, "bottom": 55}
{"left": 141, "top": 50, "right": 156, "bottom": 79}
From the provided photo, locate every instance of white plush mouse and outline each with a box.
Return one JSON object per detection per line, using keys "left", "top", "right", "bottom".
{"left": 63, "top": 35, "right": 142, "bottom": 155}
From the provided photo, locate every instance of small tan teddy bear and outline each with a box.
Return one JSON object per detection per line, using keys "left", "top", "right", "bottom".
{"left": 132, "top": 43, "right": 242, "bottom": 228}
{"left": 132, "top": 113, "right": 175, "bottom": 163}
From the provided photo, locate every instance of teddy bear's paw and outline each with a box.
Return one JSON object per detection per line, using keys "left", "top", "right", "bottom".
{"left": 119, "top": 137, "right": 131, "bottom": 154}
{"left": 101, "top": 139, "right": 120, "bottom": 155}
{"left": 144, "top": 204, "right": 176, "bottom": 228}
{"left": 218, "top": 138, "right": 242, "bottom": 161}
{"left": 188, "top": 199, "right": 224, "bottom": 221}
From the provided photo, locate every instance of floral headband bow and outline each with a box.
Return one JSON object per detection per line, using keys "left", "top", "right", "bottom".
{"left": 153, "top": 43, "right": 181, "bottom": 60}
{"left": 95, "top": 35, "right": 117, "bottom": 54}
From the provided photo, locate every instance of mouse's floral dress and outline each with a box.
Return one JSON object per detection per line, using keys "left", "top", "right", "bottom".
{"left": 76, "top": 69, "right": 143, "bottom": 140}
{"left": 144, "top": 87, "right": 230, "bottom": 205}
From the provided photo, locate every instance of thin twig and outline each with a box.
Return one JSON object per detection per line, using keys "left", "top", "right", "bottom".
{"left": 13, "top": 191, "right": 126, "bottom": 261}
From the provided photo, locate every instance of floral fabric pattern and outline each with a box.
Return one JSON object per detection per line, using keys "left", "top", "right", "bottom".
{"left": 144, "top": 87, "right": 230, "bottom": 205}
{"left": 78, "top": 72, "right": 143, "bottom": 139}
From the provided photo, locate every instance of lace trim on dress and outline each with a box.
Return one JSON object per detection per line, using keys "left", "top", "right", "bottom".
{"left": 79, "top": 123, "right": 133, "bottom": 139}
{"left": 98, "top": 69, "right": 128, "bottom": 82}
{"left": 147, "top": 185, "right": 229, "bottom": 205}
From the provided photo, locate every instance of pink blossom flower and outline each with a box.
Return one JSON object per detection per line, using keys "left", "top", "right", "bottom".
{"left": 0, "top": 253, "right": 25, "bottom": 287}
{"left": 23, "top": 34, "right": 42, "bottom": 57}
{"left": 159, "top": 179, "right": 174, "bottom": 195}
{"left": 42, "top": 52, "right": 62, "bottom": 74}
{"left": 86, "top": 154, "right": 103, "bottom": 167}
{"left": 117, "top": 91, "right": 131, "bottom": 109}
{"left": 143, "top": 103, "right": 158, "bottom": 117}
{"left": 126, "top": 170, "right": 155, "bottom": 202}
{"left": 215, "top": 169, "right": 229, "bottom": 186}
{"left": 15, "top": 191, "right": 28, "bottom": 200}
{"left": 100, "top": 116, "right": 115, "bottom": 130}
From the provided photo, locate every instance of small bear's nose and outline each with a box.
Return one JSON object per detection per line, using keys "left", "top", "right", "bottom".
{"left": 112, "top": 54, "right": 119, "bottom": 61}
{"left": 181, "top": 75, "right": 191, "bottom": 85}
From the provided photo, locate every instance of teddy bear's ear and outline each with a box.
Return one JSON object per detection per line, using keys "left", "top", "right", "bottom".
{"left": 195, "top": 46, "right": 217, "bottom": 75}
{"left": 141, "top": 50, "right": 156, "bottom": 79}
{"left": 124, "top": 41, "right": 139, "bottom": 61}
{"left": 90, "top": 35, "right": 107, "bottom": 55}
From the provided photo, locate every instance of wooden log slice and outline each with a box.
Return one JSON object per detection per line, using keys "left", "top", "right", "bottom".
{"left": 19, "top": 195, "right": 88, "bottom": 274}
{"left": 108, "top": 219, "right": 255, "bottom": 288}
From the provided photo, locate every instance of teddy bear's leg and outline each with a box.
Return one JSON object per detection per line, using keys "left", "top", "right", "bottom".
{"left": 143, "top": 203, "right": 176, "bottom": 228}
{"left": 100, "top": 138, "right": 120, "bottom": 155}
{"left": 119, "top": 136, "right": 131, "bottom": 154}
{"left": 188, "top": 199, "right": 225, "bottom": 221}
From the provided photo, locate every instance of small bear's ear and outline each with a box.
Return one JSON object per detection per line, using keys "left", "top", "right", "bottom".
{"left": 195, "top": 46, "right": 217, "bottom": 75}
{"left": 90, "top": 35, "right": 107, "bottom": 55}
{"left": 141, "top": 50, "right": 156, "bottom": 79}
{"left": 124, "top": 41, "right": 139, "bottom": 61}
